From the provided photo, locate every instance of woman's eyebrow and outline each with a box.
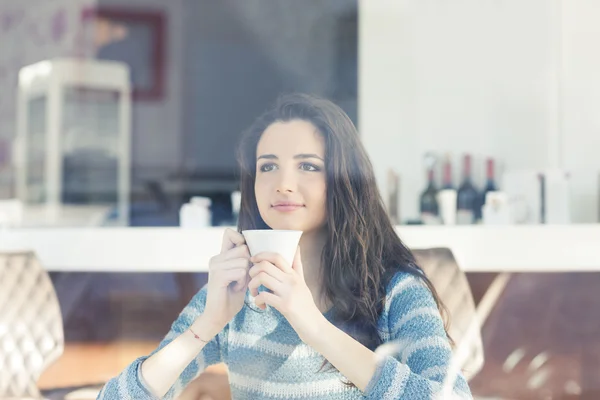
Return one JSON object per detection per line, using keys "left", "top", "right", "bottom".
{"left": 256, "top": 153, "right": 324, "bottom": 161}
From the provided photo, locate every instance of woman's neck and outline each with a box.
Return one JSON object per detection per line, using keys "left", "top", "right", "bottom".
{"left": 299, "top": 228, "right": 329, "bottom": 311}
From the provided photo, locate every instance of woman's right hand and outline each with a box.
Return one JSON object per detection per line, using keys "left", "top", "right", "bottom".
{"left": 202, "top": 228, "right": 251, "bottom": 335}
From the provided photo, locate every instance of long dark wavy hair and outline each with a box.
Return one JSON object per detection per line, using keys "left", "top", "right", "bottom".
{"left": 236, "top": 93, "right": 451, "bottom": 359}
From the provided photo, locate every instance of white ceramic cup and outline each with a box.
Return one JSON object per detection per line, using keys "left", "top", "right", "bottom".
{"left": 437, "top": 189, "right": 457, "bottom": 225}
{"left": 241, "top": 229, "right": 303, "bottom": 266}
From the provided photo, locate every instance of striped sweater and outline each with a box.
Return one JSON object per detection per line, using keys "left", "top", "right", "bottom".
{"left": 98, "top": 271, "right": 472, "bottom": 399}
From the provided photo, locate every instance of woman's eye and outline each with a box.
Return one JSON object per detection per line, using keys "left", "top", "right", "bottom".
{"left": 300, "top": 163, "right": 320, "bottom": 172}
{"left": 259, "top": 163, "right": 276, "bottom": 172}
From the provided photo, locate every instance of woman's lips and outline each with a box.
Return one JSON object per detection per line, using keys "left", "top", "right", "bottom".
{"left": 272, "top": 204, "right": 304, "bottom": 212}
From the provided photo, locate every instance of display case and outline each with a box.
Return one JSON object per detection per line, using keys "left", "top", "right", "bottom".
{"left": 15, "top": 58, "right": 131, "bottom": 226}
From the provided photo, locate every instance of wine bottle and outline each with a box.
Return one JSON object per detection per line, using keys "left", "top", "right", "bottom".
{"left": 442, "top": 155, "right": 454, "bottom": 190}
{"left": 476, "top": 158, "right": 498, "bottom": 221}
{"left": 419, "top": 168, "right": 439, "bottom": 224}
{"left": 457, "top": 154, "right": 479, "bottom": 225}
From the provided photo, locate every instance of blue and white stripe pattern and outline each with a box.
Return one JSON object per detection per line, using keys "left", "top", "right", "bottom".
{"left": 97, "top": 271, "right": 472, "bottom": 399}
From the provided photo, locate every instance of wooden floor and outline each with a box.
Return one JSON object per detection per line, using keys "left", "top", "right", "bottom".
{"left": 38, "top": 341, "right": 159, "bottom": 390}
{"left": 468, "top": 273, "right": 600, "bottom": 400}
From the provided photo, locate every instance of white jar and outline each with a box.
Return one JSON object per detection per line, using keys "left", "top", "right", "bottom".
{"left": 179, "top": 196, "right": 212, "bottom": 228}
{"left": 231, "top": 190, "right": 241, "bottom": 225}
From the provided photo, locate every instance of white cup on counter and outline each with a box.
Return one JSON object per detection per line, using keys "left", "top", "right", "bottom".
{"left": 179, "top": 197, "right": 212, "bottom": 228}
{"left": 437, "top": 189, "right": 457, "bottom": 225}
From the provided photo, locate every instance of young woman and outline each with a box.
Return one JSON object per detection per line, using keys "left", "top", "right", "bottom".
{"left": 98, "top": 94, "right": 472, "bottom": 399}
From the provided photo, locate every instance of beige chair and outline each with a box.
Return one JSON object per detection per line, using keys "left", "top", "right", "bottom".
{"left": 413, "top": 247, "right": 485, "bottom": 381}
{"left": 0, "top": 251, "right": 64, "bottom": 399}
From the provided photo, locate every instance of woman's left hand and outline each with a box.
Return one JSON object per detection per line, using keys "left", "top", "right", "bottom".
{"left": 248, "top": 247, "right": 324, "bottom": 343}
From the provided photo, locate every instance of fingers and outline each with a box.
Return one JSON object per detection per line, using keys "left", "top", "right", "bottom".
{"left": 221, "top": 228, "right": 246, "bottom": 253}
{"left": 231, "top": 273, "right": 250, "bottom": 293}
{"left": 211, "top": 245, "right": 250, "bottom": 270}
{"left": 248, "top": 260, "right": 286, "bottom": 282}
{"left": 215, "top": 267, "right": 248, "bottom": 289}
{"left": 220, "top": 244, "right": 251, "bottom": 261}
{"left": 250, "top": 252, "right": 292, "bottom": 273}
{"left": 254, "top": 291, "right": 281, "bottom": 310}
{"left": 210, "top": 233, "right": 251, "bottom": 292}
{"left": 209, "top": 257, "right": 249, "bottom": 271}
{"left": 248, "top": 271, "right": 284, "bottom": 297}
{"left": 291, "top": 246, "right": 303, "bottom": 275}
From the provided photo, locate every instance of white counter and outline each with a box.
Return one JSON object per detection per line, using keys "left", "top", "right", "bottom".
{"left": 1, "top": 225, "right": 599, "bottom": 273}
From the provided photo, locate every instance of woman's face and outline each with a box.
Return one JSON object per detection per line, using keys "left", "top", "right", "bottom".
{"left": 254, "top": 119, "right": 327, "bottom": 233}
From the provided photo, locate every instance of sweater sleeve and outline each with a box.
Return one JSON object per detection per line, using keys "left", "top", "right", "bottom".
{"left": 364, "top": 273, "right": 473, "bottom": 399}
{"left": 97, "top": 286, "right": 223, "bottom": 399}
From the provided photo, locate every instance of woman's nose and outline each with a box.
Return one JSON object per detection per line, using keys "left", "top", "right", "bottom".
{"left": 275, "top": 169, "right": 297, "bottom": 193}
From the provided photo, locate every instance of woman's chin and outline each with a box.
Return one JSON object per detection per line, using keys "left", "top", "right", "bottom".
{"left": 268, "top": 223, "right": 303, "bottom": 231}
{"left": 265, "top": 218, "right": 304, "bottom": 232}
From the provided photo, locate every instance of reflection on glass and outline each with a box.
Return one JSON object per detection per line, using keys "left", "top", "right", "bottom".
{"left": 61, "top": 87, "right": 120, "bottom": 205}
{"left": 25, "top": 95, "right": 47, "bottom": 204}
